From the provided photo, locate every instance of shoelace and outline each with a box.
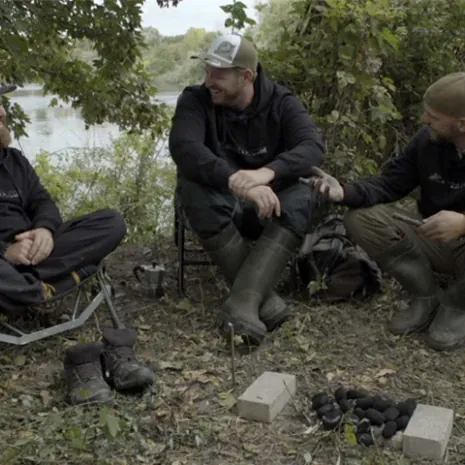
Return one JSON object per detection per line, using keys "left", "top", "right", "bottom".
{"left": 76, "top": 361, "right": 103, "bottom": 381}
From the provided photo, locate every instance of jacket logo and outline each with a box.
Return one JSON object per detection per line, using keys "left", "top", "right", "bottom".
{"left": 213, "top": 41, "right": 236, "bottom": 61}
{"left": 429, "top": 172, "right": 465, "bottom": 190}
{"left": 0, "top": 190, "right": 19, "bottom": 199}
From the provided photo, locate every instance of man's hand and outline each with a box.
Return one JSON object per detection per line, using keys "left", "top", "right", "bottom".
{"left": 245, "top": 185, "right": 281, "bottom": 219}
{"left": 5, "top": 239, "right": 34, "bottom": 265}
{"left": 228, "top": 167, "right": 275, "bottom": 198}
{"left": 15, "top": 228, "right": 54, "bottom": 265}
{"left": 418, "top": 211, "right": 465, "bottom": 243}
{"left": 299, "top": 167, "right": 344, "bottom": 202}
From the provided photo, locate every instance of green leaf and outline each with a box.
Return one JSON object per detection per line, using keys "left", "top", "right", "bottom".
{"left": 0, "top": 447, "right": 24, "bottom": 465}
{"left": 100, "top": 408, "right": 122, "bottom": 439}
{"left": 344, "top": 423, "right": 357, "bottom": 445}
{"left": 14, "top": 355, "right": 26, "bottom": 366}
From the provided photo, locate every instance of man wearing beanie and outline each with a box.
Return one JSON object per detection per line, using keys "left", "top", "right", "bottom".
{"left": 169, "top": 34, "right": 325, "bottom": 345}
{"left": 301, "top": 72, "right": 465, "bottom": 351}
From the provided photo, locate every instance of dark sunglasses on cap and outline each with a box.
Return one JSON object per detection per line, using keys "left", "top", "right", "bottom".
{"left": 0, "top": 84, "right": 17, "bottom": 96}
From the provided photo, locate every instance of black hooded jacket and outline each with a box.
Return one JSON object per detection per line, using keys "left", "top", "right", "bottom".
{"left": 169, "top": 65, "right": 325, "bottom": 189}
{"left": 0, "top": 147, "right": 62, "bottom": 252}
{"left": 342, "top": 127, "right": 465, "bottom": 218}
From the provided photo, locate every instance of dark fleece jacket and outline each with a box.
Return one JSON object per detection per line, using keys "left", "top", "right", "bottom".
{"left": 342, "top": 127, "right": 465, "bottom": 218}
{"left": 169, "top": 64, "right": 325, "bottom": 189}
{"left": 0, "top": 147, "right": 62, "bottom": 252}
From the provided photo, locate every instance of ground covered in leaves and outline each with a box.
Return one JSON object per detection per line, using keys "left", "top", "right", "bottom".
{"left": 1, "top": 237, "right": 465, "bottom": 465}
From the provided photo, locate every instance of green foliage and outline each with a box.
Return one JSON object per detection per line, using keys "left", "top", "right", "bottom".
{"left": 221, "top": 1, "right": 257, "bottom": 32}
{"left": 255, "top": 0, "right": 465, "bottom": 182}
{"left": 33, "top": 129, "right": 176, "bottom": 244}
{"left": 0, "top": 406, "right": 132, "bottom": 464}
{"left": 142, "top": 27, "right": 220, "bottom": 89}
{"left": 0, "top": 0, "right": 182, "bottom": 138}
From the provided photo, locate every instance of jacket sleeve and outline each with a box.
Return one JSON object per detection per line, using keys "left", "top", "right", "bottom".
{"left": 169, "top": 90, "right": 236, "bottom": 188}
{"left": 22, "top": 154, "right": 62, "bottom": 234}
{"left": 341, "top": 133, "right": 421, "bottom": 208}
{"left": 265, "top": 94, "right": 325, "bottom": 181}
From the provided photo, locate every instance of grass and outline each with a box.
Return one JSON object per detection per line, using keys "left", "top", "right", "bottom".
{"left": 0, "top": 238, "right": 464, "bottom": 465}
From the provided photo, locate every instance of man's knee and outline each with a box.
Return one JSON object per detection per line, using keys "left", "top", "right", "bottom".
{"left": 276, "top": 183, "right": 317, "bottom": 237}
{"left": 90, "top": 208, "right": 127, "bottom": 244}
{"left": 177, "top": 178, "right": 236, "bottom": 238}
{"left": 107, "top": 209, "right": 127, "bottom": 242}
{"left": 344, "top": 204, "right": 392, "bottom": 241}
{"left": 344, "top": 207, "right": 370, "bottom": 241}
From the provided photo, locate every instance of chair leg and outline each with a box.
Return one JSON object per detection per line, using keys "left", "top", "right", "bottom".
{"left": 177, "top": 215, "right": 186, "bottom": 297}
{"left": 96, "top": 269, "right": 124, "bottom": 329}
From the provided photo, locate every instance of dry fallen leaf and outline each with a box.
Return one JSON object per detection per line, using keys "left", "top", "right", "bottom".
{"left": 40, "top": 390, "right": 52, "bottom": 407}
{"left": 159, "top": 361, "right": 183, "bottom": 371}
{"left": 375, "top": 368, "right": 396, "bottom": 378}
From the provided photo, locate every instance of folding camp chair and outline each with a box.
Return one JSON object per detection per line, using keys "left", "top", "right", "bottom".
{"left": 174, "top": 193, "right": 211, "bottom": 297}
{"left": 0, "top": 262, "right": 123, "bottom": 346}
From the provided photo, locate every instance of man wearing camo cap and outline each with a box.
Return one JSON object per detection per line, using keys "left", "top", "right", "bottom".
{"left": 301, "top": 72, "right": 465, "bottom": 351}
{"left": 169, "top": 34, "right": 325, "bottom": 345}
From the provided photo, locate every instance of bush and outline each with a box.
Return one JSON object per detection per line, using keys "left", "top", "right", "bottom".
{"left": 33, "top": 131, "right": 176, "bottom": 244}
{"left": 257, "top": 0, "right": 465, "bottom": 181}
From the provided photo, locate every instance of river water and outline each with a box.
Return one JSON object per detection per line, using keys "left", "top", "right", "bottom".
{"left": 8, "top": 85, "right": 180, "bottom": 161}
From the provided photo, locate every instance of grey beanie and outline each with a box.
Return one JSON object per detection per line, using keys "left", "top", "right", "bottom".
{"left": 423, "top": 72, "right": 465, "bottom": 118}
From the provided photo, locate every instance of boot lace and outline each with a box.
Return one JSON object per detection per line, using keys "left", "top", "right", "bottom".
{"left": 105, "top": 345, "right": 137, "bottom": 374}
{"left": 75, "top": 361, "right": 102, "bottom": 381}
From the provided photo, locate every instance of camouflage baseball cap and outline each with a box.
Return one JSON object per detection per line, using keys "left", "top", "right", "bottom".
{"left": 0, "top": 84, "right": 17, "bottom": 96}
{"left": 191, "top": 34, "right": 258, "bottom": 71}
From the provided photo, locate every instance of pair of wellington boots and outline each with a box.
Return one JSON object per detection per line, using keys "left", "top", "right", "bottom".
{"left": 199, "top": 221, "right": 301, "bottom": 345}
{"left": 376, "top": 236, "right": 465, "bottom": 350}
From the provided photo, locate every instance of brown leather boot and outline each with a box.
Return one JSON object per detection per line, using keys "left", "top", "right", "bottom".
{"left": 64, "top": 341, "right": 112, "bottom": 405}
{"left": 101, "top": 328, "right": 156, "bottom": 392}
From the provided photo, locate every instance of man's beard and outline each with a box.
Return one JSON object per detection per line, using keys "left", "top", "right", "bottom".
{"left": 429, "top": 128, "right": 454, "bottom": 143}
{"left": 0, "top": 124, "right": 12, "bottom": 148}
{"left": 209, "top": 88, "right": 240, "bottom": 108}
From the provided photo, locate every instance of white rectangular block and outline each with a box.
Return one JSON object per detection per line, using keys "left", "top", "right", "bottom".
{"left": 237, "top": 371, "right": 296, "bottom": 423}
{"left": 403, "top": 403, "right": 454, "bottom": 460}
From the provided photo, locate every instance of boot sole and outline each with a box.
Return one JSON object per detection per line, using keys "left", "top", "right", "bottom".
{"left": 220, "top": 314, "right": 265, "bottom": 345}
{"left": 69, "top": 390, "right": 113, "bottom": 406}
{"left": 425, "top": 334, "right": 465, "bottom": 352}
{"left": 261, "top": 308, "right": 293, "bottom": 332}
{"left": 389, "top": 305, "right": 439, "bottom": 336}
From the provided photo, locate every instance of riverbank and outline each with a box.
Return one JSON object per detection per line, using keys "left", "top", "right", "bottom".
{"left": 8, "top": 85, "right": 180, "bottom": 160}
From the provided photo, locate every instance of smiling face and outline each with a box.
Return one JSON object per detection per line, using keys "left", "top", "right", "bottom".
{"left": 204, "top": 65, "right": 253, "bottom": 109}
{"left": 422, "top": 104, "right": 465, "bottom": 144}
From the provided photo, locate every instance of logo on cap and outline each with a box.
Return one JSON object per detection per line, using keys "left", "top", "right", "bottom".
{"left": 213, "top": 41, "right": 236, "bottom": 62}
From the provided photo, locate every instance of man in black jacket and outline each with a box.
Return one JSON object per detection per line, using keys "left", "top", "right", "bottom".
{"left": 169, "top": 34, "right": 325, "bottom": 344}
{"left": 301, "top": 72, "right": 465, "bottom": 351}
{"left": 0, "top": 84, "right": 155, "bottom": 404}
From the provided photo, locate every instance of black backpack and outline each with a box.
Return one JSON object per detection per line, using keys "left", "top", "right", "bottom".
{"left": 296, "top": 214, "right": 382, "bottom": 300}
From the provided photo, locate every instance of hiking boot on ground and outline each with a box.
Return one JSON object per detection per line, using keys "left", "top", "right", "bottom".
{"left": 64, "top": 341, "right": 112, "bottom": 405}
{"left": 427, "top": 270, "right": 465, "bottom": 351}
{"left": 219, "top": 221, "right": 301, "bottom": 345}
{"left": 101, "top": 328, "right": 156, "bottom": 392}
{"left": 374, "top": 236, "right": 439, "bottom": 335}
{"left": 199, "top": 221, "right": 294, "bottom": 334}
